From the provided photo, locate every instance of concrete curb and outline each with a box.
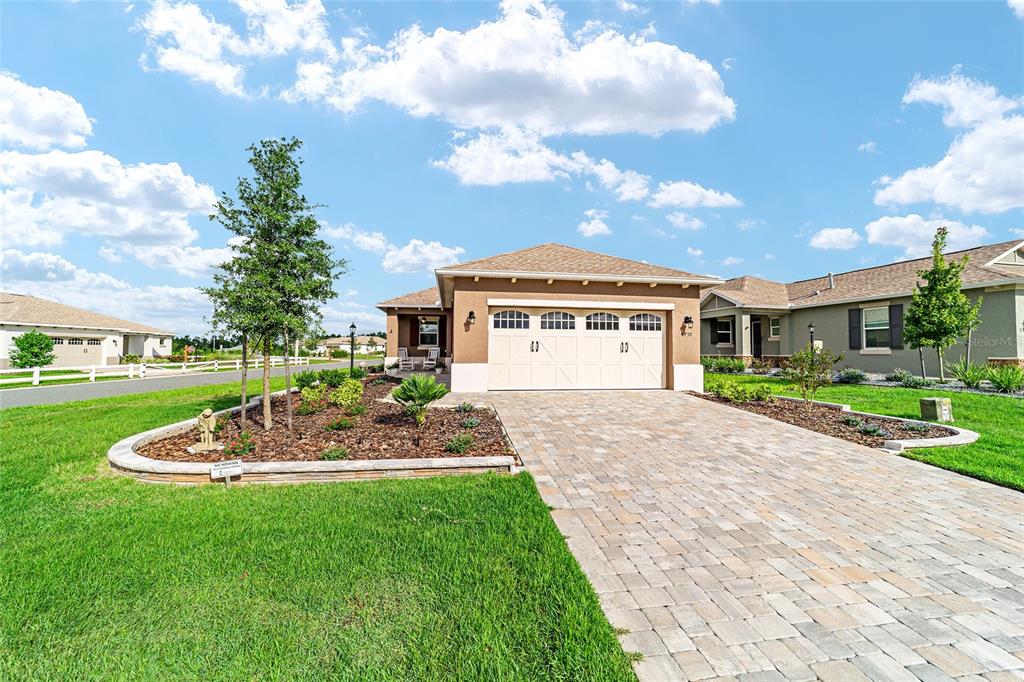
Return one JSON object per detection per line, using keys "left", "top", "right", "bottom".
{"left": 773, "top": 395, "right": 979, "bottom": 453}
{"left": 107, "top": 389, "right": 516, "bottom": 485}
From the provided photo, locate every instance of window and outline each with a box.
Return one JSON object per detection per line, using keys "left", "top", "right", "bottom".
{"left": 86, "top": 339, "right": 101, "bottom": 346}
{"left": 629, "top": 313, "right": 662, "bottom": 332}
{"left": 68, "top": 338, "right": 83, "bottom": 346}
{"left": 715, "top": 319, "right": 733, "bottom": 345}
{"left": 52, "top": 337, "right": 64, "bottom": 345}
{"left": 769, "top": 317, "right": 781, "bottom": 338}
{"left": 863, "top": 306, "right": 890, "bottom": 348}
{"left": 418, "top": 317, "right": 439, "bottom": 346}
{"left": 160, "top": 338, "right": 167, "bottom": 346}
{"left": 540, "top": 311, "right": 575, "bottom": 330}
{"left": 493, "top": 310, "right": 529, "bottom": 329}
{"left": 585, "top": 312, "right": 619, "bottom": 331}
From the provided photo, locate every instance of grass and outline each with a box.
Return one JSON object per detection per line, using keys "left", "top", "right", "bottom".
{"left": 719, "top": 374, "right": 1024, "bottom": 492}
{"left": 0, "top": 379, "right": 632, "bottom": 680}
{"left": 0, "top": 368, "right": 86, "bottom": 379}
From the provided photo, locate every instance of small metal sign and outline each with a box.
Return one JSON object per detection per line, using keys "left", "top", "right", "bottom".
{"left": 210, "top": 459, "right": 243, "bottom": 482}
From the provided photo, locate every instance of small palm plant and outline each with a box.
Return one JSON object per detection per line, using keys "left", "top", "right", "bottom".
{"left": 391, "top": 375, "right": 449, "bottom": 426}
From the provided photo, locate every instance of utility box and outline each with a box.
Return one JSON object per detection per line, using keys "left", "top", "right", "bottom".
{"left": 920, "top": 397, "right": 953, "bottom": 422}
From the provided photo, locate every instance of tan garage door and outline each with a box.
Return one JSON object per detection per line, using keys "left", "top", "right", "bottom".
{"left": 51, "top": 336, "right": 103, "bottom": 368}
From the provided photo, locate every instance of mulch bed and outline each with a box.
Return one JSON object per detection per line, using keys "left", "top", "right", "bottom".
{"left": 692, "top": 393, "right": 955, "bottom": 448}
{"left": 138, "top": 376, "right": 515, "bottom": 463}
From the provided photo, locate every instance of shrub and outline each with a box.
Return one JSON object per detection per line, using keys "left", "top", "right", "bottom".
{"left": 370, "top": 377, "right": 387, "bottom": 386}
{"left": 321, "top": 447, "right": 349, "bottom": 461}
{"left": 8, "top": 330, "right": 55, "bottom": 368}
{"left": 782, "top": 343, "right": 843, "bottom": 412}
{"left": 835, "top": 368, "right": 867, "bottom": 384}
{"left": 461, "top": 416, "right": 481, "bottom": 429}
{"left": 329, "top": 379, "right": 364, "bottom": 408}
{"left": 885, "top": 368, "right": 913, "bottom": 383}
{"left": 988, "top": 364, "right": 1024, "bottom": 393}
{"left": 701, "top": 356, "right": 746, "bottom": 374}
{"left": 858, "top": 423, "right": 891, "bottom": 438}
{"left": 318, "top": 369, "right": 348, "bottom": 387}
{"left": 840, "top": 415, "right": 863, "bottom": 427}
{"left": 899, "top": 375, "right": 934, "bottom": 389}
{"left": 120, "top": 353, "right": 142, "bottom": 365}
{"left": 392, "top": 374, "right": 449, "bottom": 426}
{"left": 296, "top": 402, "right": 321, "bottom": 416}
{"left": 367, "top": 364, "right": 385, "bottom": 373}
{"left": 445, "top": 433, "right": 474, "bottom": 454}
{"left": 330, "top": 349, "right": 350, "bottom": 359}
{"left": 749, "top": 358, "right": 774, "bottom": 375}
{"left": 224, "top": 432, "right": 254, "bottom": 457}
{"left": 295, "top": 370, "right": 319, "bottom": 390}
{"left": 455, "top": 402, "right": 476, "bottom": 413}
{"left": 300, "top": 384, "right": 328, "bottom": 405}
{"left": 704, "top": 378, "right": 773, "bottom": 403}
{"left": 905, "top": 422, "right": 930, "bottom": 433}
{"left": 349, "top": 366, "right": 368, "bottom": 380}
{"left": 945, "top": 358, "right": 987, "bottom": 389}
{"left": 325, "top": 417, "right": 354, "bottom": 431}
{"left": 348, "top": 404, "right": 367, "bottom": 416}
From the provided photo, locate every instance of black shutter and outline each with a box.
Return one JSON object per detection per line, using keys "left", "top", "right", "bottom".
{"left": 848, "top": 308, "right": 862, "bottom": 350}
{"left": 409, "top": 317, "right": 419, "bottom": 347}
{"left": 889, "top": 304, "right": 904, "bottom": 349}
{"left": 438, "top": 316, "right": 447, "bottom": 353}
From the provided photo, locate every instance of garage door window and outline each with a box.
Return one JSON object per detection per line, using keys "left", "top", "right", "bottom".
{"left": 52, "top": 337, "right": 64, "bottom": 345}
{"left": 493, "top": 310, "right": 529, "bottom": 329}
{"left": 87, "top": 339, "right": 101, "bottom": 346}
{"left": 68, "top": 338, "right": 83, "bottom": 346}
{"left": 586, "top": 312, "right": 619, "bottom": 331}
{"left": 540, "top": 311, "right": 575, "bottom": 330}
{"left": 629, "top": 313, "right": 662, "bottom": 332}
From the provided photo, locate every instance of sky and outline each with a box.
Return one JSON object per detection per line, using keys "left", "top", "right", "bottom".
{"left": 1, "top": 0, "right": 1022, "bottom": 336}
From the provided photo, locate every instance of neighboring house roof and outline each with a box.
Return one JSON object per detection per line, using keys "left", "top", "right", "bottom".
{"left": 0, "top": 292, "right": 174, "bottom": 335}
{"left": 435, "top": 243, "right": 721, "bottom": 284}
{"left": 377, "top": 286, "right": 443, "bottom": 309}
{"left": 705, "top": 240, "right": 1024, "bottom": 311}
{"left": 322, "top": 335, "right": 381, "bottom": 346}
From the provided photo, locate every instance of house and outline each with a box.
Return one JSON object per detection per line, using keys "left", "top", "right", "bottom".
{"left": 0, "top": 292, "right": 174, "bottom": 369}
{"left": 319, "top": 335, "right": 384, "bottom": 355}
{"left": 700, "top": 240, "right": 1024, "bottom": 373}
{"left": 376, "top": 243, "right": 723, "bottom": 392}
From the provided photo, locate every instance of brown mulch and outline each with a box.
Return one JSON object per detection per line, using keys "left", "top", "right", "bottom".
{"left": 692, "top": 393, "right": 955, "bottom": 448}
{"left": 138, "top": 376, "right": 515, "bottom": 463}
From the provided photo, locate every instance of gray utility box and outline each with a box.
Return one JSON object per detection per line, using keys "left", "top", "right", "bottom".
{"left": 920, "top": 397, "right": 953, "bottom": 422}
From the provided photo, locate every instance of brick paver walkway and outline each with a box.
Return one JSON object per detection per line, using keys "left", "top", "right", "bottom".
{"left": 446, "top": 390, "right": 1024, "bottom": 681}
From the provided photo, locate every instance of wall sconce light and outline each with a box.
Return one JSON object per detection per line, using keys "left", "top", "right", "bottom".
{"left": 467, "top": 310, "right": 476, "bottom": 325}
{"left": 683, "top": 315, "right": 694, "bottom": 326}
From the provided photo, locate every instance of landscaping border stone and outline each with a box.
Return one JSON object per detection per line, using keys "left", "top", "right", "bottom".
{"left": 107, "top": 391, "right": 517, "bottom": 485}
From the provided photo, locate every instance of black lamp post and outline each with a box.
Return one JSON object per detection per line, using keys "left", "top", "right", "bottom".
{"left": 349, "top": 323, "right": 357, "bottom": 372}
{"left": 808, "top": 322, "right": 815, "bottom": 345}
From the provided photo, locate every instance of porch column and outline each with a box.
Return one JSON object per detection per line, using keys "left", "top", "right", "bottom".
{"left": 735, "top": 312, "right": 752, "bottom": 359}
{"left": 385, "top": 312, "right": 399, "bottom": 363}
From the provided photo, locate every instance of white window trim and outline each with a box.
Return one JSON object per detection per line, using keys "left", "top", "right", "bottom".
{"left": 487, "top": 298, "right": 674, "bottom": 311}
{"left": 418, "top": 316, "right": 440, "bottom": 347}
{"left": 715, "top": 319, "right": 734, "bottom": 347}
{"left": 768, "top": 317, "right": 781, "bottom": 340}
{"left": 861, "top": 305, "right": 891, "bottom": 353}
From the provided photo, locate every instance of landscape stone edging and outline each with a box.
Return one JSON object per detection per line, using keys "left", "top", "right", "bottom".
{"left": 107, "top": 389, "right": 516, "bottom": 485}
{"left": 772, "top": 395, "right": 979, "bottom": 452}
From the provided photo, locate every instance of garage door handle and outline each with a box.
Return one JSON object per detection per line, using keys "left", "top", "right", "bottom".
{"left": 624, "top": 342, "right": 629, "bottom": 353}
{"left": 619, "top": 342, "right": 624, "bottom": 353}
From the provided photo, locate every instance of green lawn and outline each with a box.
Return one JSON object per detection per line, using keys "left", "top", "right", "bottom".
{"left": 1, "top": 368, "right": 86, "bottom": 379}
{"left": 721, "top": 374, "right": 1024, "bottom": 492}
{"left": 0, "top": 380, "right": 633, "bottom": 680}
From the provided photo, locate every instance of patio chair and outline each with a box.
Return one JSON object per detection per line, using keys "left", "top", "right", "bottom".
{"left": 421, "top": 347, "right": 440, "bottom": 371}
{"left": 397, "top": 347, "right": 415, "bottom": 371}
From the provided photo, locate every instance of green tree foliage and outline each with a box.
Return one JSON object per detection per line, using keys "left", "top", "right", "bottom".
{"left": 903, "top": 227, "right": 983, "bottom": 381}
{"left": 8, "top": 331, "right": 55, "bottom": 368}
{"left": 782, "top": 342, "right": 842, "bottom": 413}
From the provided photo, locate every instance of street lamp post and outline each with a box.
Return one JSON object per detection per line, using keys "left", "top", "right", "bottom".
{"left": 349, "top": 323, "right": 357, "bottom": 373}
{"left": 808, "top": 322, "right": 816, "bottom": 373}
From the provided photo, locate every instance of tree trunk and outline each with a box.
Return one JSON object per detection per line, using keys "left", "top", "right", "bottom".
{"left": 240, "top": 335, "right": 248, "bottom": 428}
{"left": 284, "top": 328, "right": 293, "bottom": 434}
{"left": 965, "top": 328, "right": 973, "bottom": 364}
{"left": 937, "top": 347, "right": 945, "bottom": 382}
{"left": 262, "top": 337, "right": 272, "bottom": 430}
{"left": 918, "top": 347, "right": 926, "bottom": 379}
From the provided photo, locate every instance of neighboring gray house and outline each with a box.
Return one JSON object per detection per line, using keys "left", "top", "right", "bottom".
{"left": 701, "top": 240, "right": 1024, "bottom": 374}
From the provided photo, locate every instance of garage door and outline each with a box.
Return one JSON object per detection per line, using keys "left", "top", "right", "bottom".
{"left": 51, "top": 336, "right": 103, "bottom": 368}
{"left": 488, "top": 308, "right": 664, "bottom": 390}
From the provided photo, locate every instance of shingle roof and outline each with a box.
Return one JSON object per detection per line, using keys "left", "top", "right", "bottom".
{"left": 707, "top": 240, "right": 1024, "bottom": 310}
{"left": 0, "top": 292, "right": 174, "bottom": 335}
{"left": 437, "top": 243, "right": 719, "bottom": 282}
{"left": 376, "top": 286, "right": 442, "bottom": 309}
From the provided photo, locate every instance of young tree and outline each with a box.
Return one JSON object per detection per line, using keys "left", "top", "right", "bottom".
{"left": 206, "top": 137, "right": 346, "bottom": 431}
{"left": 783, "top": 342, "right": 842, "bottom": 414}
{"left": 903, "top": 227, "right": 983, "bottom": 381}
{"left": 203, "top": 269, "right": 261, "bottom": 428}
{"left": 8, "top": 331, "right": 55, "bottom": 368}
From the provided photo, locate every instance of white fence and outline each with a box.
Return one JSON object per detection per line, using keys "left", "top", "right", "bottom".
{"left": 0, "top": 356, "right": 311, "bottom": 387}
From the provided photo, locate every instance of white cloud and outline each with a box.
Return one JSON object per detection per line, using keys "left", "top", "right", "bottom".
{"left": 289, "top": 0, "right": 735, "bottom": 136}
{"left": 382, "top": 239, "right": 465, "bottom": 273}
{"left": 616, "top": 0, "right": 647, "bottom": 14}
{"left": 586, "top": 157, "right": 650, "bottom": 201}
{"left": 137, "top": 0, "right": 336, "bottom": 97}
{"left": 0, "top": 72, "right": 93, "bottom": 151}
{"left": 649, "top": 179, "right": 741, "bottom": 208}
{"left": 321, "top": 305, "right": 386, "bottom": 331}
{"left": 122, "top": 244, "right": 234, "bottom": 277}
{"left": 0, "top": 149, "right": 216, "bottom": 247}
{"left": 667, "top": 212, "right": 705, "bottom": 231}
{"left": 577, "top": 208, "right": 612, "bottom": 237}
{"left": 764, "top": 253, "right": 775, "bottom": 260}
{"left": 1010, "top": 227, "right": 1024, "bottom": 238}
{"left": 721, "top": 57, "right": 735, "bottom": 71}
{"left": 864, "top": 214, "right": 990, "bottom": 258}
{"left": 808, "top": 227, "right": 862, "bottom": 250}
{"left": 857, "top": 141, "right": 878, "bottom": 154}
{"left": 875, "top": 71, "right": 1023, "bottom": 214}
{"left": 737, "top": 218, "right": 762, "bottom": 231}
{"left": 686, "top": 246, "right": 703, "bottom": 257}
{"left": 720, "top": 256, "right": 743, "bottom": 266}
{"left": 1011, "top": 0, "right": 1024, "bottom": 18}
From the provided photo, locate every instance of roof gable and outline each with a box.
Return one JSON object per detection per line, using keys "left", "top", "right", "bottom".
{"left": 376, "top": 286, "right": 442, "bottom": 309}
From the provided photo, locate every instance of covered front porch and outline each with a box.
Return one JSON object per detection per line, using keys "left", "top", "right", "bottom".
{"left": 383, "top": 308, "right": 454, "bottom": 367}
{"left": 699, "top": 308, "right": 790, "bottom": 363}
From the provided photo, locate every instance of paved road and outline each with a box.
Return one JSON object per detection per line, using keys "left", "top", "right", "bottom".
{"left": 0, "top": 361, "right": 375, "bottom": 409}
{"left": 440, "top": 390, "right": 1024, "bottom": 681}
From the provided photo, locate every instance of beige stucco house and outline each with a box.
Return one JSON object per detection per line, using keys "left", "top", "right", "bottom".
{"left": 0, "top": 292, "right": 174, "bottom": 369}
{"left": 376, "top": 243, "right": 723, "bottom": 392}
{"left": 700, "top": 240, "right": 1024, "bottom": 373}
{"left": 318, "top": 335, "right": 384, "bottom": 355}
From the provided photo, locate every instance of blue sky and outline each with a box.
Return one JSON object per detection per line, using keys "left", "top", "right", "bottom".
{"left": 2, "top": 0, "right": 1022, "bottom": 335}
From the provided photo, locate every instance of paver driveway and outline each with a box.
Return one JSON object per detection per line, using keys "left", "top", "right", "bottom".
{"left": 449, "top": 390, "right": 1024, "bottom": 681}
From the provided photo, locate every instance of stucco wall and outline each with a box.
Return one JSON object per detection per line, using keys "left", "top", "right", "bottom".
{"left": 0, "top": 324, "right": 119, "bottom": 369}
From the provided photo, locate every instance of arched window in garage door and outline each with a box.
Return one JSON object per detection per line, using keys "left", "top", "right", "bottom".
{"left": 540, "top": 311, "right": 575, "bottom": 330}
{"left": 585, "top": 312, "right": 619, "bottom": 331}
{"left": 629, "top": 313, "right": 662, "bottom": 332}
{"left": 493, "top": 310, "right": 530, "bottom": 329}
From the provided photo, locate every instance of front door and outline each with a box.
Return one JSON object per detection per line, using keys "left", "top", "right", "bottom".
{"left": 751, "top": 318, "right": 763, "bottom": 358}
